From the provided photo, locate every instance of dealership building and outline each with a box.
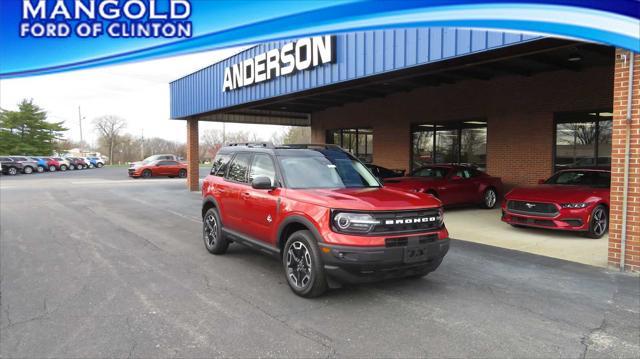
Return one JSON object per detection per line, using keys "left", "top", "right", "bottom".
{"left": 170, "top": 28, "right": 639, "bottom": 272}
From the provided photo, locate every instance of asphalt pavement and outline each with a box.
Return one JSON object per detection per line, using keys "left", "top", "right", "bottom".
{"left": 1, "top": 167, "right": 638, "bottom": 358}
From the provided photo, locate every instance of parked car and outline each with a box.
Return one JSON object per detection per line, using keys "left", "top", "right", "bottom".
{"left": 201, "top": 143, "right": 449, "bottom": 297}
{"left": 128, "top": 160, "right": 187, "bottom": 178}
{"left": 383, "top": 164, "right": 503, "bottom": 209}
{"left": 29, "top": 157, "right": 48, "bottom": 173}
{"left": 0, "top": 157, "right": 23, "bottom": 175}
{"left": 365, "top": 164, "right": 406, "bottom": 179}
{"left": 65, "top": 157, "right": 85, "bottom": 170}
{"left": 88, "top": 157, "right": 105, "bottom": 168}
{"left": 52, "top": 157, "right": 70, "bottom": 171}
{"left": 502, "top": 168, "right": 611, "bottom": 238}
{"left": 129, "top": 154, "right": 179, "bottom": 169}
{"left": 43, "top": 157, "right": 61, "bottom": 172}
{"left": 8, "top": 156, "right": 38, "bottom": 174}
{"left": 82, "top": 157, "right": 96, "bottom": 168}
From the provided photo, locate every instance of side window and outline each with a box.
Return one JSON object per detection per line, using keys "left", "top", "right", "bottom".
{"left": 164, "top": 161, "right": 178, "bottom": 166}
{"left": 211, "top": 154, "right": 231, "bottom": 176}
{"left": 0, "top": 157, "right": 9, "bottom": 161}
{"left": 226, "top": 153, "right": 251, "bottom": 183}
{"left": 249, "top": 154, "right": 276, "bottom": 184}
{"left": 156, "top": 161, "right": 167, "bottom": 166}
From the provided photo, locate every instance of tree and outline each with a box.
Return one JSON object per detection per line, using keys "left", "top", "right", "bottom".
{"left": 281, "top": 126, "right": 310, "bottom": 144}
{"left": 93, "top": 115, "right": 127, "bottom": 164}
{"left": 0, "top": 99, "right": 67, "bottom": 155}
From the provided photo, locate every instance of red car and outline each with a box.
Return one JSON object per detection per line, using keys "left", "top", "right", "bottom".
{"left": 502, "top": 168, "right": 610, "bottom": 238}
{"left": 128, "top": 160, "right": 187, "bottom": 178}
{"left": 384, "top": 165, "right": 503, "bottom": 209}
{"left": 45, "top": 158, "right": 61, "bottom": 172}
{"left": 201, "top": 144, "right": 449, "bottom": 297}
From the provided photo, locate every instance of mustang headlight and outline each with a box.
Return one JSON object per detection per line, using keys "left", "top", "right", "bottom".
{"left": 332, "top": 212, "right": 380, "bottom": 233}
{"left": 561, "top": 203, "right": 588, "bottom": 209}
{"left": 438, "top": 207, "right": 444, "bottom": 227}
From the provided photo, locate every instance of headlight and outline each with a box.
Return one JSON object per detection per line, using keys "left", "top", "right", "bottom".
{"left": 332, "top": 212, "right": 380, "bottom": 233}
{"left": 561, "top": 203, "right": 588, "bottom": 209}
{"left": 438, "top": 207, "right": 444, "bottom": 227}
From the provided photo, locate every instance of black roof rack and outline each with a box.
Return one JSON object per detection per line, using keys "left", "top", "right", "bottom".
{"left": 225, "top": 142, "right": 275, "bottom": 148}
{"left": 276, "top": 144, "right": 343, "bottom": 150}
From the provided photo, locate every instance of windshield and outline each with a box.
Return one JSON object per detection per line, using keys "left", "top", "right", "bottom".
{"left": 278, "top": 149, "right": 380, "bottom": 189}
{"left": 411, "top": 167, "right": 449, "bottom": 178}
{"left": 545, "top": 170, "right": 610, "bottom": 188}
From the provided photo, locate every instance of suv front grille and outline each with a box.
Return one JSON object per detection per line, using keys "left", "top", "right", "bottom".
{"left": 507, "top": 200, "right": 558, "bottom": 217}
{"left": 370, "top": 209, "right": 441, "bottom": 234}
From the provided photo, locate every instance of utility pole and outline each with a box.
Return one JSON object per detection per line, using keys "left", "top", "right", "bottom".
{"left": 141, "top": 128, "right": 145, "bottom": 159}
{"left": 78, "top": 106, "right": 84, "bottom": 149}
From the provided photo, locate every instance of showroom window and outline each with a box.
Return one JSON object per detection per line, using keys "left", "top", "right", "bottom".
{"left": 411, "top": 120, "right": 487, "bottom": 171}
{"left": 554, "top": 111, "right": 612, "bottom": 172}
{"left": 326, "top": 128, "right": 373, "bottom": 163}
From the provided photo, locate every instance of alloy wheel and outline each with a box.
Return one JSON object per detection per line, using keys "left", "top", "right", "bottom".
{"left": 286, "top": 241, "right": 312, "bottom": 289}
{"left": 24, "top": 167, "right": 33, "bottom": 174}
{"left": 8, "top": 167, "right": 17, "bottom": 175}
{"left": 485, "top": 189, "right": 497, "bottom": 208}
{"left": 204, "top": 213, "right": 218, "bottom": 248}
{"left": 49, "top": 166, "right": 56, "bottom": 172}
{"left": 592, "top": 207, "right": 607, "bottom": 236}
{"left": 37, "top": 166, "right": 44, "bottom": 173}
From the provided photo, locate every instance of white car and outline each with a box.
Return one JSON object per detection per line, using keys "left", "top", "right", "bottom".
{"left": 52, "top": 157, "right": 71, "bottom": 171}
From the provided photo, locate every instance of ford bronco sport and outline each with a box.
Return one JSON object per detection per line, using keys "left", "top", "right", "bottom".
{"left": 201, "top": 143, "right": 449, "bottom": 297}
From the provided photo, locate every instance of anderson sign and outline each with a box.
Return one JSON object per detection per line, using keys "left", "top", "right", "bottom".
{"left": 223, "top": 35, "right": 336, "bottom": 92}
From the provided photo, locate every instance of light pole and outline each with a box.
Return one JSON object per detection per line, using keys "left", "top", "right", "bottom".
{"left": 78, "top": 106, "right": 85, "bottom": 149}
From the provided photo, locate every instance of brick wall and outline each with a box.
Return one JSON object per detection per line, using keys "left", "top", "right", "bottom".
{"left": 609, "top": 49, "right": 640, "bottom": 272}
{"left": 186, "top": 119, "right": 199, "bottom": 191}
{"left": 312, "top": 65, "right": 613, "bottom": 188}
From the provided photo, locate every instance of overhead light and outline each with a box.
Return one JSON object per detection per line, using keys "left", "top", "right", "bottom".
{"left": 464, "top": 121, "right": 487, "bottom": 125}
{"left": 419, "top": 124, "right": 434, "bottom": 127}
{"left": 599, "top": 112, "right": 613, "bottom": 117}
{"left": 280, "top": 106, "right": 287, "bottom": 110}
{"left": 567, "top": 53, "right": 582, "bottom": 62}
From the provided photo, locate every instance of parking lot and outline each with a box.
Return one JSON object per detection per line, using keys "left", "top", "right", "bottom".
{"left": 1, "top": 167, "right": 639, "bottom": 358}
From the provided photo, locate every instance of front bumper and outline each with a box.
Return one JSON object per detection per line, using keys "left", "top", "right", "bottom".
{"left": 501, "top": 206, "right": 590, "bottom": 231}
{"left": 128, "top": 168, "right": 140, "bottom": 177}
{"left": 319, "top": 237, "right": 450, "bottom": 284}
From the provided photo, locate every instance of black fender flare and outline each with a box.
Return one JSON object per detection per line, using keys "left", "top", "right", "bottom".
{"left": 201, "top": 195, "right": 221, "bottom": 221}
{"left": 276, "top": 215, "right": 324, "bottom": 251}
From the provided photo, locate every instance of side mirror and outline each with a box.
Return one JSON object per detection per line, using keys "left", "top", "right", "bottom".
{"left": 538, "top": 179, "right": 546, "bottom": 184}
{"left": 251, "top": 176, "right": 274, "bottom": 190}
{"left": 451, "top": 175, "right": 462, "bottom": 181}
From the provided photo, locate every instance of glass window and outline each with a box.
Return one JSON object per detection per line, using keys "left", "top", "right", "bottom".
{"left": 411, "top": 166, "right": 449, "bottom": 178}
{"left": 327, "top": 128, "right": 373, "bottom": 163}
{"left": 226, "top": 153, "right": 251, "bottom": 183}
{"left": 555, "top": 111, "right": 612, "bottom": 171}
{"left": 411, "top": 120, "right": 486, "bottom": 171}
{"left": 211, "top": 154, "right": 231, "bottom": 176}
{"left": 249, "top": 154, "right": 276, "bottom": 184}
{"left": 279, "top": 149, "right": 380, "bottom": 189}
{"left": 545, "top": 170, "right": 610, "bottom": 188}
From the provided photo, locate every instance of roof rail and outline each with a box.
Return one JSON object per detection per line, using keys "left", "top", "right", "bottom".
{"left": 276, "top": 143, "right": 343, "bottom": 150}
{"left": 225, "top": 142, "right": 275, "bottom": 148}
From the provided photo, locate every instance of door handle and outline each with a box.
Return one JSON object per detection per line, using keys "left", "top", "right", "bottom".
{"left": 241, "top": 192, "right": 251, "bottom": 198}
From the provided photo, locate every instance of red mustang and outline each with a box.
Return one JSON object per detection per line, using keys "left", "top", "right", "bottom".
{"left": 384, "top": 165, "right": 503, "bottom": 208}
{"left": 128, "top": 160, "right": 187, "bottom": 178}
{"left": 502, "top": 168, "right": 610, "bottom": 238}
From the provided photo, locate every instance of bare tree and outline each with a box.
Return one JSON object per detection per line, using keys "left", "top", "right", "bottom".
{"left": 93, "top": 115, "right": 126, "bottom": 164}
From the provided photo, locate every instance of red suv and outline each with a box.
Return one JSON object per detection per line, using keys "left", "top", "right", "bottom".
{"left": 201, "top": 144, "right": 449, "bottom": 297}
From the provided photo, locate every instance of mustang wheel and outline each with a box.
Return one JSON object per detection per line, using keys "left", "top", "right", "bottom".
{"left": 203, "top": 207, "right": 229, "bottom": 254}
{"left": 142, "top": 169, "right": 152, "bottom": 178}
{"left": 482, "top": 188, "right": 497, "bottom": 209}
{"left": 585, "top": 205, "right": 608, "bottom": 239}
{"left": 283, "top": 230, "right": 327, "bottom": 298}
{"left": 49, "top": 165, "right": 56, "bottom": 172}
{"left": 23, "top": 166, "right": 33, "bottom": 174}
{"left": 178, "top": 169, "right": 187, "bottom": 178}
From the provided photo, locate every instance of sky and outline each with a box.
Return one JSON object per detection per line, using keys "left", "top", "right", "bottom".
{"left": 0, "top": 47, "right": 290, "bottom": 147}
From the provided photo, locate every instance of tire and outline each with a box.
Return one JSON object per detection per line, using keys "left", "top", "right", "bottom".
{"left": 203, "top": 208, "right": 229, "bottom": 254}
{"left": 7, "top": 167, "right": 18, "bottom": 176}
{"left": 283, "top": 230, "right": 327, "bottom": 298}
{"left": 60, "top": 165, "right": 67, "bottom": 171}
{"left": 482, "top": 188, "right": 498, "bottom": 209}
{"left": 69, "top": 165, "right": 75, "bottom": 170}
{"left": 37, "top": 166, "right": 45, "bottom": 173}
{"left": 585, "top": 205, "right": 608, "bottom": 239}
{"left": 49, "top": 165, "right": 56, "bottom": 172}
{"left": 141, "top": 169, "right": 152, "bottom": 178}
{"left": 97, "top": 163, "right": 103, "bottom": 168}
{"left": 178, "top": 169, "right": 187, "bottom": 178}
{"left": 23, "top": 166, "right": 33, "bottom": 174}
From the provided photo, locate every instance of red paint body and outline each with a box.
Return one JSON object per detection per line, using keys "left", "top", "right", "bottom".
{"left": 502, "top": 169, "right": 610, "bottom": 232}
{"left": 128, "top": 160, "right": 187, "bottom": 178}
{"left": 45, "top": 158, "right": 61, "bottom": 170}
{"left": 383, "top": 165, "right": 503, "bottom": 206}
{"left": 202, "top": 178, "right": 448, "bottom": 248}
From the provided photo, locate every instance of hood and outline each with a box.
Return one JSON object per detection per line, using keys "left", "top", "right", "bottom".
{"left": 288, "top": 186, "right": 442, "bottom": 211}
{"left": 506, "top": 184, "right": 604, "bottom": 203}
